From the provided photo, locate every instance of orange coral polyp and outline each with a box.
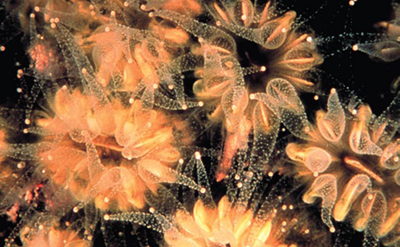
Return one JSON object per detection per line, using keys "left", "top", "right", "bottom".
{"left": 36, "top": 85, "right": 181, "bottom": 211}
{"left": 161, "top": 194, "right": 311, "bottom": 247}
{"left": 285, "top": 88, "right": 400, "bottom": 244}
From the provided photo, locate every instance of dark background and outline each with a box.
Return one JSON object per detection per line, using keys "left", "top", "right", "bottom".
{"left": 0, "top": 0, "right": 399, "bottom": 246}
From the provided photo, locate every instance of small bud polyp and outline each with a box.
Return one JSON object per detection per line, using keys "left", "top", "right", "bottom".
{"left": 17, "top": 162, "right": 25, "bottom": 169}
{"left": 195, "top": 151, "right": 201, "bottom": 160}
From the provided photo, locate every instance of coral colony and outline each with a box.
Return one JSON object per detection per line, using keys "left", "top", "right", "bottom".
{"left": 0, "top": 0, "right": 399, "bottom": 246}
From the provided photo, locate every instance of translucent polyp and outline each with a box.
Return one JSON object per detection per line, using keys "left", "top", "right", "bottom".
{"left": 357, "top": 41, "right": 400, "bottom": 62}
{"left": 333, "top": 174, "right": 370, "bottom": 222}
{"left": 285, "top": 143, "right": 332, "bottom": 174}
{"left": 281, "top": 43, "right": 321, "bottom": 71}
{"left": 221, "top": 86, "right": 249, "bottom": 133}
{"left": 256, "top": 11, "right": 296, "bottom": 49}
{"left": 380, "top": 141, "right": 400, "bottom": 170}
{"left": 233, "top": 0, "right": 255, "bottom": 27}
{"left": 349, "top": 106, "right": 382, "bottom": 156}
{"left": 266, "top": 78, "right": 303, "bottom": 113}
{"left": 303, "top": 174, "right": 337, "bottom": 230}
{"left": 316, "top": 88, "right": 345, "bottom": 142}
{"left": 354, "top": 191, "right": 387, "bottom": 234}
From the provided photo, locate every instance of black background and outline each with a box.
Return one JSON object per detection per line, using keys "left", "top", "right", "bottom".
{"left": 0, "top": 0, "right": 399, "bottom": 246}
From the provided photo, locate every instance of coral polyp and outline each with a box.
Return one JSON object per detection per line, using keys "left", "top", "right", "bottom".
{"left": 36, "top": 86, "right": 187, "bottom": 211}
{"left": 285, "top": 88, "right": 400, "bottom": 246}
{"left": 107, "top": 152, "right": 331, "bottom": 247}
{"left": 355, "top": 3, "right": 400, "bottom": 63}
{"left": 141, "top": 0, "right": 322, "bottom": 181}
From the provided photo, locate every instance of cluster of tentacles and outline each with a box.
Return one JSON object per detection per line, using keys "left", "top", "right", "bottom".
{"left": 0, "top": 0, "right": 399, "bottom": 247}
